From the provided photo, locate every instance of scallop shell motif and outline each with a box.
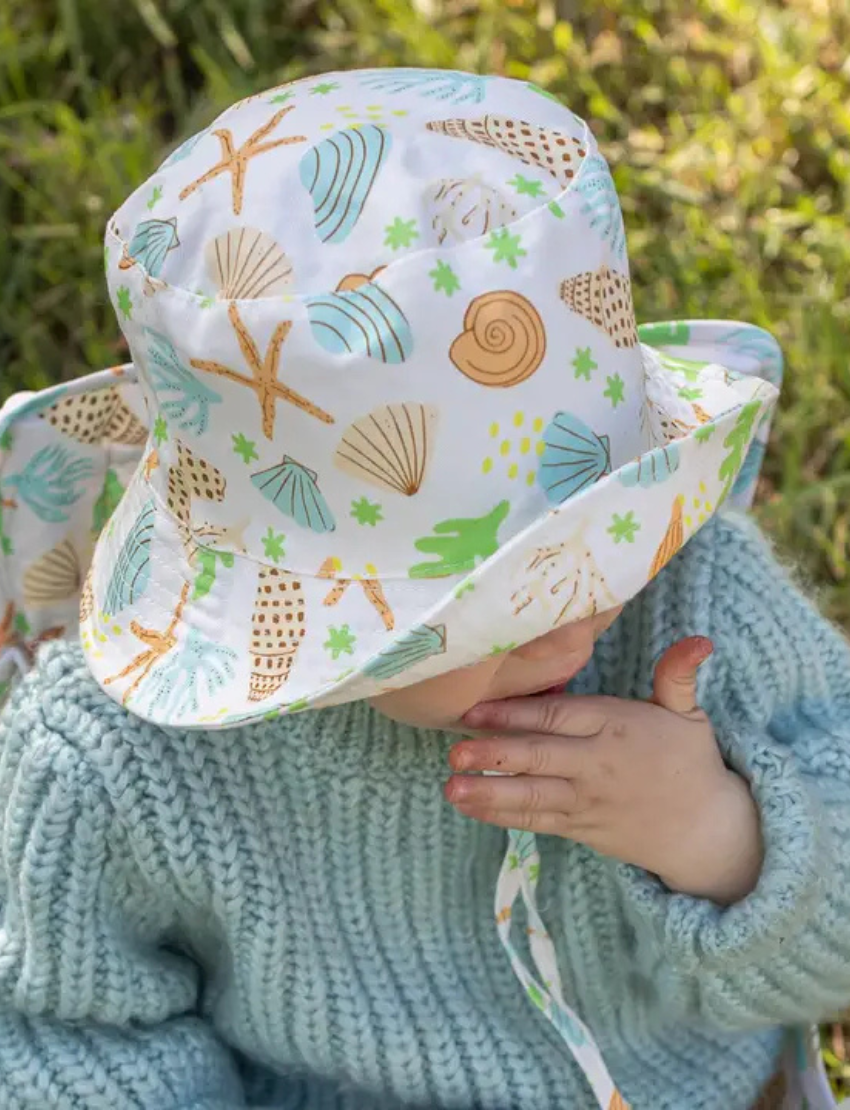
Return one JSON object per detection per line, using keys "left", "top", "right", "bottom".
{"left": 251, "top": 456, "right": 336, "bottom": 534}
{"left": 299, "top": 125, "right": 391, "bottom": 244}
{"left": 538, "top": 412, "right": 612, "bottom": 505}
{"left": 358, "top": 68, "right": 488, "bottom": 104}
{"left": 205, "top": 227, "right": 294, "bottom": 300}
{"left": 450, "top": 291, "right": 546, "bottom": 387}
{"left": 22, "top": 539, "right": 82, "bottom": 608}
{"left": 427, "top": 177, "right": 517, "bottom": 245}
{"left": 306, "top": 282, "right": 413, "bottom": 364}
{"left": 618, "top": 443, "right": 680, "bottom": 488}
{"left": 119, "top": 218, "right": 180, "bottom": 277}
{"left": 334, "top": 403, "right": 438, "bottom": 497}
{"left": 363, "top": 624, "right": 447, "bottom": 681}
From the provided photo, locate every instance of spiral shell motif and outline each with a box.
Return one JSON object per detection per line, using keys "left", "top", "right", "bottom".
{"left": 450, "top": 291, "right": 546, "bottom": 387}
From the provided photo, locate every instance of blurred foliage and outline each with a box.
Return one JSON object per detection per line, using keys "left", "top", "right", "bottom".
{"left": 0, "top": 0, "right": 850, "bottom": 1091}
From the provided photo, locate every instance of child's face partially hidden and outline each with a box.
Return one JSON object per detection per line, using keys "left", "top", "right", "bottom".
{"left": 370, "top": 607, "right": 623, "bottom": 730}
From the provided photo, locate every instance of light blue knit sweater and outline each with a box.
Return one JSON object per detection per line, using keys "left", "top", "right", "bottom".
{"left": 1, "top": 513, "right": 850, "bottom": 1110}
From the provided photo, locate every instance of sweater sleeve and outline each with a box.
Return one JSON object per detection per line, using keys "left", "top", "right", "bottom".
{"left": 615, "top": 513, "right": 850, "bottom": 1032}
{"left": 0, "top": 662, "right": 246, "bottom": 1109}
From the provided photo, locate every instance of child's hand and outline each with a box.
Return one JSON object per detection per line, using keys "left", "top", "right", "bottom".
{"left": 446, "top": 638, "right": 764, "bottom": 905}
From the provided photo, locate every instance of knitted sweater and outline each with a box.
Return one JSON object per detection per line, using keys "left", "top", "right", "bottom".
{"left": 1, "top": 513, "right": 849, "bottom": 1110}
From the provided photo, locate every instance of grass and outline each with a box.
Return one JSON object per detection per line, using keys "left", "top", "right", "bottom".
{"left": 1, "top": 0, "right": 849, "bottom": 1093}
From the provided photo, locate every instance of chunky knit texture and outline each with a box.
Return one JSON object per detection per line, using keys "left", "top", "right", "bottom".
{"left": 1, "top": 513, "right": 850, "bottom": 1110}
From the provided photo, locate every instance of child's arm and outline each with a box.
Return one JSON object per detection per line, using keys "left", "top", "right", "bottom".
{"left": 0, "top": 663, "right": 246, "bottom": 1108}
{"left": 615, "top": 514, "right": 850, "bottom": 1029}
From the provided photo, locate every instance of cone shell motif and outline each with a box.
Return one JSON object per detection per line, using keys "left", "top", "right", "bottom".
{"left": 559, "top": 265, "right": 638, "bottom": 349}
{"left": 249, "top": 567, "right": 307, "bottom": 701}
{"left": 40, "top": 387, "right": 147, "bottom": 446}
{"left": 426, "top": 115, "right": 587, "bottom": 189}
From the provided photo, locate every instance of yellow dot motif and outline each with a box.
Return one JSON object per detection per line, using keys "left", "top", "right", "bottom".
{"left": 684, "top": 481, "right": 714, "bottom": 529}
{"left": 481, "top": 412, "right": 545, "bottom": 483}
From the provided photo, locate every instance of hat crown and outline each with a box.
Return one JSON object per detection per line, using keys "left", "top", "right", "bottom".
{"left": 106, "top": 68, "right": 646, "bottom": 581}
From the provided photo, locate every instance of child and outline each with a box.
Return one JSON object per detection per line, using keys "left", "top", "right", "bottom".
{"left": 1, "top": 68, "right": 849, "bottom": 1110}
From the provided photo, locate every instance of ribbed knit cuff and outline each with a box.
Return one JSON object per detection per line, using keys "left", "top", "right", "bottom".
{"left": 615, "top": 730, "right": 827, "bottom": 976}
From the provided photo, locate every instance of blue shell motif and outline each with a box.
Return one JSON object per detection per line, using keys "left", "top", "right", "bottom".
{"left": 358, "top": 68, "right": 488, "bottom": 104}
{"left": 251, "top": 456, "right": 336, "bottom": 534}
{"left": 715, "top": 325, "right": 784, "bottom": 388}
{"left": 299, "top": 126, "right": 391, "bottom": 244}
{"left": 363, "top": 623, "right": 447, "bottom": 681}
{"left": 538, "top": 412, "right": 612, "bottom": 505}
{"left": 574, "top": 154, "right": 626, "bottom": 258}
{"left": 125, "top": 218, "right": 180, "bottom": 277}
{"left": 618, "top": 443, "right": 681, "bottom": 488}
{"left": 104, "top": 499, "right": 155, "bottom": 615}
{"left": 306, "top": 282, "right": 413, "bottom": 364}
{"left": 160, "top": 129, "right": 206, "bottom": 169}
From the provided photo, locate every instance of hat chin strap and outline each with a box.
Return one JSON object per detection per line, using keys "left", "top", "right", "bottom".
{"left": 495, "top": 827, "right": 631, "bottom": 1109}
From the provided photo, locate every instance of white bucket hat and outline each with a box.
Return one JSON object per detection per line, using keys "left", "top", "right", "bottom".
{"left": 69, "top": 67, "right": 779, "bottom": 729}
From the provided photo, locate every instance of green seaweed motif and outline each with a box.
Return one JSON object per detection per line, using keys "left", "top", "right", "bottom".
{"left": 718, "top": 400, "right": 762, "bottom": 505}
{"left": 409, "top": 501, "right": 510, "bottom": 579}
{"left": 92, "top": 469, "right": 125, "bottom": 535}
{"left": 637, "top": 321, "right": 691, "bottom": 346}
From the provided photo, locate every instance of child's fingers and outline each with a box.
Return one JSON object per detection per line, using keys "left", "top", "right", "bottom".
{"left": 445, "top": 772, "right": 579, "bottom": 817}
{"left": 447, "top": 803, "right": 574, "bottom": 838}
{"left": 651, "top": 637, "right": 714, "bottom": 715}
{"left": 449, "top": 734, "right": 590, "bottom": 777}
{"left": 462, "top": 695, "right": 608, "bottom": 737}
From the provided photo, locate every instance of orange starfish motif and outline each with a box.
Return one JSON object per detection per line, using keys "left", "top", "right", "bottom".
{"left": 317, "top": 557, "right": 394, "bottom": 630}
{"left": 178, "top": 106, "right": 306, "bottom": 216}
{"left": 104, "top": 582, "right": 190, "bottom": 705}
{"left": 191, "top": 302, "right": 334, "bottom": 439}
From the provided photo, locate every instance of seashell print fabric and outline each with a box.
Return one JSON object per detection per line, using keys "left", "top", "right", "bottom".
{"left": 70, "top": 68, "right": 782, "bottom": 736}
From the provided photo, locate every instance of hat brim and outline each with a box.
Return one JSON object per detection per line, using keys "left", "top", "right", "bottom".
{"left": 82, "top": 326, "right": 778, "bottom": 729}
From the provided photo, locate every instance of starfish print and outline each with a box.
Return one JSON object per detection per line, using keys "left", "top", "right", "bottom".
{"left": 179, "top": 106, "right": 307, "bottom": 216}
{"left": 324, "top": 624, "right": 356, "bottom": 660}
{"left": 604, "top": 374, "right": 625, "bottom": 408}
{"left": 510, "top": 174, "right": 545, "bottom": 197}
{"left": 262, "top": 527, "right": 286, "bottom": 563}
{"left": 190, "top": 302, "right": 334, "bottom": 438}
{"left": 572, "top": 346, "right": 597, "bottom": 381}
{"left": 104, "top": 582, "right": 190, "bottom": 705}
{"left": 485, "top": 228, "right": 527, "bottom": 269}
{"left": 153, "top": 416, "right": 168, "bottom": 444}
{"left": 608, "top": 511, "right": 640, "bottom": 544}
{"left": 232, "top": 431, "right": 258, "bottom": 464}
{"left": 116, "top": 286, "right": 133, "bottom": 319}
{"left": 318, "top": 556, "right": 395, "bottom": 631}
{"left": 310, "top": 81, "right": 340, "bottom": 96}
{"left": 429, "top": 260, "right": 460, "bottom": 296}
{"left": 350, "top": 497, "right": 383, "bottom": 526}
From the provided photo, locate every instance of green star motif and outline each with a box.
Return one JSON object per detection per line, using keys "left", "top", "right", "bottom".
{"left": 429, "top": 260, "right": 460, "bottom": 296}
{"left": 310, "top": 81, "right": 340, "bottom": 96}
{"left": 351, "top": 497, "right": 383, "bottom": 526}
{"left": 116, "top": 285, "right": 133, "bottom": 320}
{"left": 262, "top": 527, "right": 286, "bottom": 564}
{"left": 146, "top": 185, "right": 163, "bottom": 211}
{"left": 14, "top": 611, "right": 30, "bottom": 637}
{"left": 270, "top": 90, "right": 295, "bottom": 105}
{"left": 509, "top": 174, "right": 545, "bottom": 197}
{"left": 548, "top": 201, "right": 566, "bottom": 219}
{"left": 1, "top": 536, "right": 11, "bottom": 556}
{"left": 678, "top": 386, "right": 703, "bottom": 402}
{"left": 153, "top": 416, "right": 168, "bottom": 445}
{"left": 0, "top": 429, "right": 12, "bottom": 451}
{"left": 232, "top": 432, "right": 258, "bottom": 464}
{"left": 694, "top": 423, "right": 715, "bottom": 443}
{"left": 384, "top": 217, "right": 419, "bottom": 250}
{"left": 604, "top": 374, "right": 625, "bottom": 408}
{"left": 196, "top": 291, "right": 215, "bottom": 309}
{"left": 572, "top": 347, "right": 597, "bottom": 381}
{"left": 324, "top": 624, "right": 356, "bottom": 660}
{"left": 485, "top": 228, "right": 527, "bottom": 269}
{"left": 608, "top": 511, "right": 641, "bottom": 544}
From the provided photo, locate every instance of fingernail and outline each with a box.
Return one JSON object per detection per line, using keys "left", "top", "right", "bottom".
{"left": 449, "top": 746, "right": 471, "bottom": 771}
{"left": 462, "top": 706, "right": 485, "bottom": 727}
{"left": 692, "top": 637, "right": 714, "bottom": 665}
{"left": 445, "top": 778, "right": 470, "bottom": 803}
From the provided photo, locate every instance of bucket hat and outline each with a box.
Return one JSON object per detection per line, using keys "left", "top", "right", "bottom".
{"left": 73, "top": 67, "right": 778, "bottom": 728}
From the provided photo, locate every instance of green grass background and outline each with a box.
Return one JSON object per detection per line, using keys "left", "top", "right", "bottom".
{"left": 1, "top": 0, "right": 849, "bottom": 1089}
